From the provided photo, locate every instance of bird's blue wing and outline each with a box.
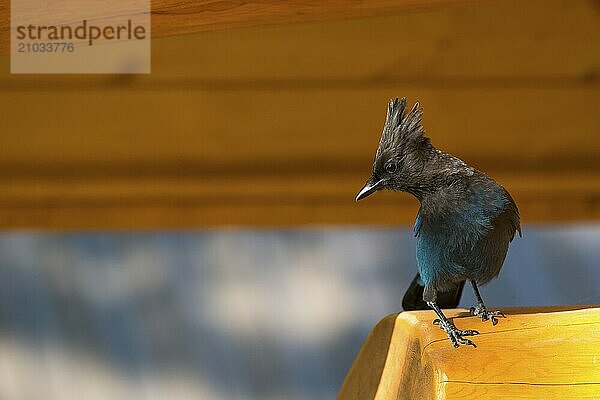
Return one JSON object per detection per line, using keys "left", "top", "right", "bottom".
{"left": 413, "top": 210, "right": 423, "bottom": 237}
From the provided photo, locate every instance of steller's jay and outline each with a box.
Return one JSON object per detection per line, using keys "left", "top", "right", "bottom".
{"left": 356, "top": 98, "right": 521, "bottom": 348}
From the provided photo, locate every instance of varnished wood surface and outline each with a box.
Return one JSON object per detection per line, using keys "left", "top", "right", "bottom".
{"left": 0, "top": 0, "right": 598, "bottom": 227}
{"left": 0, "top": 0, "right": 472, "bottom": 55}
{"left": 338, "top": 306, "right": 600, "bottom": 400}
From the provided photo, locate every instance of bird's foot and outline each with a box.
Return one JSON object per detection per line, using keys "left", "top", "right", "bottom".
{"left": 433, "top": 318, "right": 479, "bottom": 348}
{"left": 470, "top": 303, "right": 505, "bottom": 326}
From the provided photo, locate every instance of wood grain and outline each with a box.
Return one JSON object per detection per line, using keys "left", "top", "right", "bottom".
{"left": 0, "top": 0, "right": 474, "bottom": 55}
{"left": 3, "top": 0, "right": 599, "bottom": 82}
{"left": 337, "top": 307, "right": 600, "bottom": 400}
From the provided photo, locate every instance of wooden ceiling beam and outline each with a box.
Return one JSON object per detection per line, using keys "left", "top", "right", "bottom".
{"left": 0, "top": 0, "right": 473, "bottom": 54}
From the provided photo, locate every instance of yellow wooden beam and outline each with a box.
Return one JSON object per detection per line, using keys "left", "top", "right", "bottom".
{"left": 0, "top": 0, "right": 474, "bottom": 55}
{"left": 0, "top": 171, "right": 598, "bottom": 228}
{"left": 3, "top": 0, "right": 599, "bottom": 82}
{"left": 0, "top": 85, "right": 597, "bottom": 227}
{"left": 338, "top": 306, "right": 600, "bottom": 400}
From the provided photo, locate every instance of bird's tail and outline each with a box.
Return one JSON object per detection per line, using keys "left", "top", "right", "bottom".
{"left": 402, "top": 273, "right": 465, "bottom": 311}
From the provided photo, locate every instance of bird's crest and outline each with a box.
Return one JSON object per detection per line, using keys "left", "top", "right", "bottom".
{"left": 376, "top": 97, "right": 426, "bottom": 159}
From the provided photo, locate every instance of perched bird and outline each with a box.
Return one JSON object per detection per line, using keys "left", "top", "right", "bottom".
{"left": 356, "top": 98, "right": 521, "bottom": 348}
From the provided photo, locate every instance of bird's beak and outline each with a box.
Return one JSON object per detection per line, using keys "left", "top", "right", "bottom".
{"left": 355, "top": 179, "right": 385, "bottom": 202}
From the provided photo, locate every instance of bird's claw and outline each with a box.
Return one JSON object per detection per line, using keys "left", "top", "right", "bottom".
{"left": 433, "top": 318, "right": 479, "bottom": 348}
{"left": 470, "top": 304, "right": 506, "bottom": 326}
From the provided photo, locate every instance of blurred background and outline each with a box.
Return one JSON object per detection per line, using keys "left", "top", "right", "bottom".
{"left": 0, "top": 0, "right": 599, "bottom": 399}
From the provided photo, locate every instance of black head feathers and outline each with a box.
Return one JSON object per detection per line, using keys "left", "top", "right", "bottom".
{"left": 376, "top": 97, "right": 427, "bottom": 159}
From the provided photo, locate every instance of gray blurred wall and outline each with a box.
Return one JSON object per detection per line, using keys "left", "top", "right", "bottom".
{"left": 0, "top": 225, "right": 598, "bottom": 400}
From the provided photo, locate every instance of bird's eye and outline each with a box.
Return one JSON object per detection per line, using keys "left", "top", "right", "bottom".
{"left": 385, "top": 162, "right": 398, "bottom": 174}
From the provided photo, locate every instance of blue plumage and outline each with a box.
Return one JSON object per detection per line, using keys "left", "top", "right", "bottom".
{"left": 416, "top": 176, "right": 520, "bottom": 291}
{"left": 356, "top": 98, "right": 520, "bottom": 348}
